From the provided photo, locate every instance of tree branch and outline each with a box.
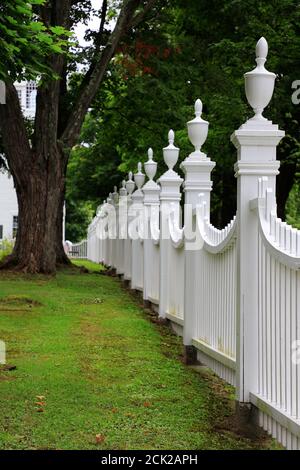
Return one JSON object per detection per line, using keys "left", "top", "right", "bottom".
{"left": 129, "top": 0, "right": 158, "bottom": 28}
{"left": 34, "top": 0, "right": 71, "bottom": 158}
{"left": 61, "top": 0, "right": 157, "bottom": 150}
{"left": 98, "top": 0, "right": 108, "bottom": 44}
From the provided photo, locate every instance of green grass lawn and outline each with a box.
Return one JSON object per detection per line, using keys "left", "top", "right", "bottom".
{"left": 0, "top": 260, "right": 276, "bottom": 450}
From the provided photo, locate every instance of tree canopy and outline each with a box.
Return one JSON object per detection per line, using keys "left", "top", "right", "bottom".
{"left": 66, "top": 0, "right": 300, "bottom": 240}
{"left": 0, "top": 0, "right": 70, "bottom": 81}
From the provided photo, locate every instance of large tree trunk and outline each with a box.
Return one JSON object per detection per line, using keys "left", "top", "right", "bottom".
{"left": 2, "top": 143, "right": 68, "bottom": 274}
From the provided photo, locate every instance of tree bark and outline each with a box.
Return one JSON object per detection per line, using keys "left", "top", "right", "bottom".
{"left": 1, "top": 145, "right": 67, "bottom": 273}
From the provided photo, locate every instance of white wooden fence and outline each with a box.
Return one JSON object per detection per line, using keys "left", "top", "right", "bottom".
{"left": 68, "top": 239, "right": 87, "bottom": 259}
{"left": 86, "top": 38, "right": 300, "bottom": 449}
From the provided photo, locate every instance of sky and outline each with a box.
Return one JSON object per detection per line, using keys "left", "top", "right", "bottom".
{"left": 74, "top": 0, "right": 102, "bottom": 47}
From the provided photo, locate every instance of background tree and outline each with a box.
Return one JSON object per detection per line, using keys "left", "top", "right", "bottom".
{"left": 0, "top": 0, "right": 159, "bottom": 273}
{"left": 67, "top": 0, "right": 300, "bottom": 230}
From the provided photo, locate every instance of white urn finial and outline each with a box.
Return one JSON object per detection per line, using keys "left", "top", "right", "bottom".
{"left": 112, "top": 186, "right": 119, "bottom": 204}
{"left": 163, "top": 129, "right": 179, "bottom": 170}
{"left": 126, "top": 171, "right": 135, "bottom": 195}
{"left": 134, "top": 161, "right": 145, "bottom": 189}
{"left": 244, "top": 37, "right": 276, "bottom": 122}
{"left": 187, "top": 98, "right": 209, "bottom": 158}
{"left": 144, "top": 147, "right": 157, "bottom": 181}
{"left": 119, "top": 179, "right": 127, "bottom": 197}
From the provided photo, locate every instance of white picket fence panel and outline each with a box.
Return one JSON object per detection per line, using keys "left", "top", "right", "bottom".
{"left": 69, "top": 239, "right": 87, "bottom": 259}
{"left": 85, "top": 38, "right": 300, "bottom": 449}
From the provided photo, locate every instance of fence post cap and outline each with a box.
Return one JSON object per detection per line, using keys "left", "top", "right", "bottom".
{"left": 144, "top": 147, "right": 158, "bottom": 183}
{"left": 244, "top": 37, "right": 276, "bottom": 125}
{"left": 134, "top": 161, "right": 145, "bottom": 190}
{"left": 187, "top": 98, "right": 209, "bottom": 160}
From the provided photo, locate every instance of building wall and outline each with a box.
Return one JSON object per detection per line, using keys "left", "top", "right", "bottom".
{"left": 0, "top": 171, "right": 18, "bottom": 240}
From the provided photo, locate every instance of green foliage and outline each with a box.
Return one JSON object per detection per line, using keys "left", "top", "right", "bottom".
{"left": 0, "top": 0, "right": 72, "bottom": 81}
{"left": 0, "top": 262, "right": 277, "bottom": 449}
{"left": 286, "top": 177, "right": 300, "bottom": 229}
{"left": 65, "top": 198, "right": 94, "bottom": 242}
{"left": 0, "top": 239, "right": 14, "bottom": 261}
{"left": 67, "top": 0, "right": 300, "bottom": 229}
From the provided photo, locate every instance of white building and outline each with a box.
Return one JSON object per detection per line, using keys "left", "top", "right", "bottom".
{"left": 0, "top": 169, "right": 18, "bottom": 240}
{"left": 0, "top": 82, "right": 36, "bottom": 241}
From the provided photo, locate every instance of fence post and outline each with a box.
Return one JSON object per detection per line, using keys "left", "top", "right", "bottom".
{"left": 158, "top": 130, "right": 183, "bottom": 319}
{"left": 110, "top": 187, "right": 119, "bottom": 273}
{"left": 117, "top": 181, "right": 127, "bottom": 275}
{"left": 123, "top": 172, "right": 135, "bottom": 284}
{"left": 181, "top": 99, "right": 215, "bottom": 362}
{"left": 143, "top": 148, "right": 160, "bottom": 305}
{"left": 131, "top": 163, "right": 145, "bottom": 290}
{"left": 231, "top": 37, "right": 285, "bottom": 402}
{"left": 106, "top": 192, "right": 114, "bottom": 268}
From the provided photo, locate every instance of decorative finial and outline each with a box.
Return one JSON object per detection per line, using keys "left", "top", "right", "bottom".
{"left": 187, "top": 98, "right": 209, "bottom": 158}
{"left": 126, "top": 171, "right": 135, "bottom": 196}
{"left": 119, "top": 179, "right": 127, "bottom": 197}
{"left": 195, "top": 98, "right": 203, "bottom": 117}
{"left": 244, "top": 37, "right": 276, "bottom": 122}
{"left": 145, "top": 147, "right": 157, "bottom": 181}
{"left": 112, "top": 186, "right": 119, "bottom": 203}
{"left": 134, "top": 161, "right": 145, "bottom": 189}
{"left": 256, "top": 37, "right": 268, "bottom": 61}
{"left": 168, "top": 129, "right": 174, "bottom": 145}
{"left": 163, "top": 129, "right": 179, "bottom": 170}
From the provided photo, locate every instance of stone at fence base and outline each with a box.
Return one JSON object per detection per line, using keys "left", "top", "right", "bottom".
{"left": 183, "top": 345, "right": 198, "bottom": 365}
{"left": 122, "top": 279, "right": 131, "bottom": 288}
{"left": 104, "top": 267, "right": 117, "bottom": 276}
{"left": 233, "top": 401, "right": 267, "bottom": 440}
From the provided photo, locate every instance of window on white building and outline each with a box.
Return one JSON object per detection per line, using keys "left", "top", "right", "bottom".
{"left": 26, "top": 81, "right": 36, "bottom": 109}
{"left": 0, "top": 225, "right": 3, "bottom": 240}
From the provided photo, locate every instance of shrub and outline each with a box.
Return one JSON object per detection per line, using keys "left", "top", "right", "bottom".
{"left": 0, "top": 239, "right": 14, "bottom": 262}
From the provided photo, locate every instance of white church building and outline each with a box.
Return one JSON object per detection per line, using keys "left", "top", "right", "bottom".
{"left": 0, "top": 81, "right": 36, "bottom": 241}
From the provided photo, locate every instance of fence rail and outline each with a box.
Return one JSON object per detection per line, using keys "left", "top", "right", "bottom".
{"left": 86, "top": 38, "right": 300, "bottom": 449}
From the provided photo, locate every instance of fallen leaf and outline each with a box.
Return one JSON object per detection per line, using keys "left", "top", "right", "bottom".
{"left": 95, "top": 434, "right": 105, "bottom": 444}
{"left": 143, "top": 402, "right": 151, "bottom": 408}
